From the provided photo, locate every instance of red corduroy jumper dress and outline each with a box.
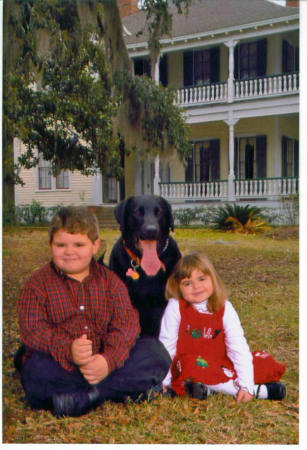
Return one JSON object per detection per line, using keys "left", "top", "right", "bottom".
{"left": 171, "top": 299, "right": 286, "bottom": 396}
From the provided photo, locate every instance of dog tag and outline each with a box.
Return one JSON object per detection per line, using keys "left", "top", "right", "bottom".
{"left": 126, "top": 268, "right": 140, "bottom": 280}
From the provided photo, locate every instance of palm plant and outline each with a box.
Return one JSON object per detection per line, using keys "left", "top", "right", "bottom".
{"left": 212, "top": 203, "right": 270, "bottom": 234}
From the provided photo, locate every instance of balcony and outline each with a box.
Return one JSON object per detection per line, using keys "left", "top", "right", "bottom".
{"left": 159, "top": 177, "right": 298, "bottom": 202}
{"left": 176, "top": 72, "right": 299, "bottom": 107}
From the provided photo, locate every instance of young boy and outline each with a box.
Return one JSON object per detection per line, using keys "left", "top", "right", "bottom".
{"left": 16, "top": 206, "right": 170, "bottom": 417}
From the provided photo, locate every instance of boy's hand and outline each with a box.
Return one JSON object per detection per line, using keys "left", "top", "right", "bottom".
{"left": 71, "top": 334, "right": 93, "bottom": 366}
{"left": 235, "top": 389, "right": 254, "bottom": 403}
{"left": 79, "top": 354, "right": 109, "bottom": 385}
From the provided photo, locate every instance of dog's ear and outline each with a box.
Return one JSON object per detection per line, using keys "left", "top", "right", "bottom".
{"left": 114, "top": 199, "right": 128, "bottom": 231}
{"left": 158, "top": 196, "right": 174, "bottom": 232}
{"left": 114, "top": 197, "right": 134, "bottom": 232}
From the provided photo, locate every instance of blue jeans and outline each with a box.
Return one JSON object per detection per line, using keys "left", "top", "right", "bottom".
{"left": 20, "top": 336, "right": 171, "bottom": 410}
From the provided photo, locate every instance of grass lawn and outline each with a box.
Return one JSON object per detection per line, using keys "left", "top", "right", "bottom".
{"left": 2, "top": 226, "right": 299, "bottom": 444}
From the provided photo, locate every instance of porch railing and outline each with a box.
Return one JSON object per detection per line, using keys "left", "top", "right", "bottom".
{"left": 235, "top": 177, "right": 298, "bottom": 198}
{"left": 176, "top": 72, "right": 299, "bottom": 106}
{"left": 160, "top": 180, "right": 228, "bottom": 200}
{"left": 159, "top": 177, "right": 298, "bottom": 201}
{"left": 234, "top": 72, "right": 299, "bottom": 99}
{"left": 177, "top": 82, "right": 228, "bottom": 105}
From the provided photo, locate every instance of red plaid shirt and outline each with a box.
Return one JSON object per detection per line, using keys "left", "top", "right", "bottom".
{"left": 18, "top": 259, "right": 140, "bottom": 373}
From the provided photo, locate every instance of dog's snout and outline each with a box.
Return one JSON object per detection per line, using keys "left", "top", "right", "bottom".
{"left": 140, "top": 224, "right": 159, "bottom": 240}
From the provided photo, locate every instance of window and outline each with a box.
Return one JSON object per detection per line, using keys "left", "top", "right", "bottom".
{"left": 282, "top": 40, "right": 299, "bottom": 73}
{"left": 234, "top": 39, "right": 267, "bottom": 80}
{"left": 160, "top": 162, "right": 171, "bottom": 183}
{"left": 38, "top": 155, "right": 70, "bottom": 190}
{"left": 234, "top": 136, "right": 267, "bottom": 179}
{"left": 183, "top": 47, "right": 220, "bottom": 87}
{"left": 133, "top": 54, "right": 168, "bottom": 86}
{"left": 282, "top": 136, "right": 299, "bottom": 177}
{"left": 194, "top": 50, "right": 211, "bottom": 85}
{"left": 185, "top": 140, "right": 220, "bottom": 182}
{"left": 38, "top": 158, "right": 52, "bottom": 190}
{"left": 134, "top": 57, "right": 151, "bottom": 77}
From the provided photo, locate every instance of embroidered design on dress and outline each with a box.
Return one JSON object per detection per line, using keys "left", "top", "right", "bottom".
{"left": 191, "top": 328, "right": 202, "bottom": 339}
{"left": 196, "top": 356, "right": 209, "bottom": 368}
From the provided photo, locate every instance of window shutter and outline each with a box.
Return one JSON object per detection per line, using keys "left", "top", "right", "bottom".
{"left": 257, "top": 39, "right": 267, "bottom": 77}
{"left": 200, "top": 146, "right": 209, "bottom": 181}
{"left": 159, "top": 54, "right": 168, "bottom": 86}
{"left": 281, "top": 136, "right": 288, "bottom": 177}
{"left": 294, "top": 139, "right": 299, "bottom": 177}
{"left": 295, "top": 47, "right": 299, "bottom": 72}
{"left": 234, "top": 45, "right": 239, "bottom": 80}
{"left": 185, "top": 154, "right": 194, "bottom": 181}
{"left": 210, "top": 47, "right": 220, "bottom": 83}
{"left": 256, "top": 135, "right": 267, "bottom": 178}
{"left": 183, "top": 51, "right": 193, "bottom": 87}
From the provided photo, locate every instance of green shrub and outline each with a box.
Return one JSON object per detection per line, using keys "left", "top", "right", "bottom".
{"left": 212, "top": 203, "right": 270, "bottom": 234}
{"left": 280, "top": 194, "right": 299, "bottom": 225}
{"left": 173, "top": 208, "right": 198, "bottom": 226}
{"left": 3, "top": 202, "right": 17, "bottom": 226}
{"left": 15, "top": 201, "right": 63, "bottom": 225}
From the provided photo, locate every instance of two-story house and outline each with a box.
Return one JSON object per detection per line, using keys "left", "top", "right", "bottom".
{"left": 123, "top": 0, "right": 299, "bottom": 209}
{"left": 14, "top": 0, "right": 299, "bottom": 214}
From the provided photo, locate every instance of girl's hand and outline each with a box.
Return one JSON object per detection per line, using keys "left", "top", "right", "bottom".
{"left": 236, "top": 389, "right": 254, "bottom": 403}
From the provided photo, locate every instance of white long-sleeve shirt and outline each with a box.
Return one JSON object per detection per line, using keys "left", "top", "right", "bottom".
{"left": 159, "top": 298, "right": 254, "bottom": 395}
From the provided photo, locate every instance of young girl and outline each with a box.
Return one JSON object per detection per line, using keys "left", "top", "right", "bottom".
{"left": 159, "top": 252, "right": 286, "bottom": 402}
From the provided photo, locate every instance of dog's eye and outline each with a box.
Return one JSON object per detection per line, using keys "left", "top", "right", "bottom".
{"left": 154, "top": 206, "right": 161, "bottom": 217}
{"left": 138, "top": 206, "right": 145, "bottom": 217}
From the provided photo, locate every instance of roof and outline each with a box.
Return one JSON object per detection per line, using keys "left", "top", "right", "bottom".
{"left": 123, "top": 0, "right": 299, "bottom": 47}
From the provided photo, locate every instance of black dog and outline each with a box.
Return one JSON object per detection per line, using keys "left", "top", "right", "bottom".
{"left": 99, "top": 195, "right": 181, "bottom": 337}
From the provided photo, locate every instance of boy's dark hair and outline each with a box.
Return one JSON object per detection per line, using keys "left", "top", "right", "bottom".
{"left": 49, "top": 206, "right": 99, "bottom": 243}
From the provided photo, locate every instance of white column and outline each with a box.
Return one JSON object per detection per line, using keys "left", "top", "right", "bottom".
{"left": 92, "top": 171, "right": 103, "bottom": 205}
{"left": 152, "top": 55, "right": 161, "bottom": 195}
{"left": 134, "top": 155, "right": 143, "bottom": 195}
{"left": 224, "top": 40, "right": 238, "bottom": 103}
{"left": 153, "top": 155, "right": 160, "bottom": 195}
{"left": 224, "top": 112, "right": 239, "bottom": 201}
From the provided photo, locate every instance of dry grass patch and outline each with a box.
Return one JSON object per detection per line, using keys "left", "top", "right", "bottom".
{"left": 2, "top": 227, "right": 299, "bottom": 444}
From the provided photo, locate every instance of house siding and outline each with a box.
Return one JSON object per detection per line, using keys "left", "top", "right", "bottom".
{"left": 168, "top": 51, "right": 183, "bottom": 88}
{"left": 14, "top": 139, "right": 95, "bottom": 207}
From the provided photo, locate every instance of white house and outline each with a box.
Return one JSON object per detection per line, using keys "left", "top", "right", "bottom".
{"left": 14, "top": 0, "right": 299, "bottom": 214}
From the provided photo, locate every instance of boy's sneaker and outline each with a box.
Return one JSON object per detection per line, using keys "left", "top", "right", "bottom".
{"left": 265, "top": 382, "right": 286, "bottom": 400}
{"left": 186, "top": 381, "right": 208, "bottom": 400}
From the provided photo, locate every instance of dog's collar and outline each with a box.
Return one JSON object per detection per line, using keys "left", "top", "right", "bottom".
{"left": 160, "top": 238, "right": 169, "bottom": 256}
{"left": 124, "top": 245, "right": 141, "bottom": 269}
